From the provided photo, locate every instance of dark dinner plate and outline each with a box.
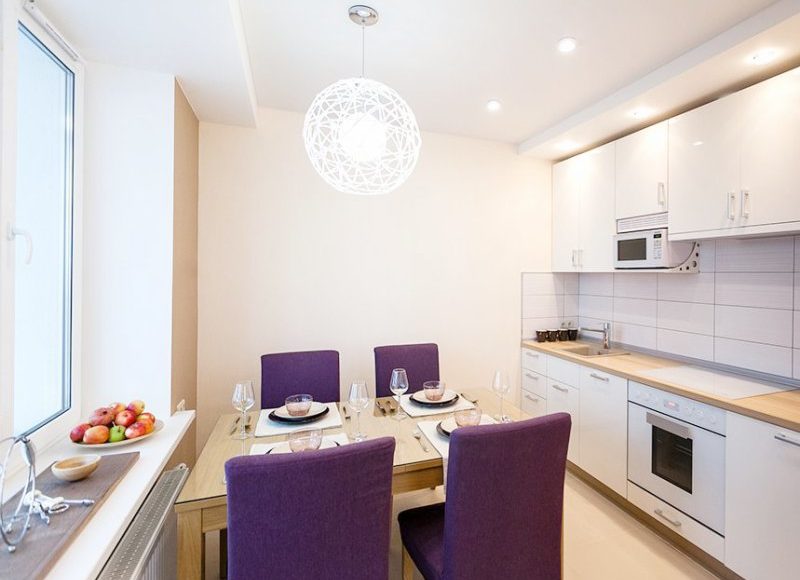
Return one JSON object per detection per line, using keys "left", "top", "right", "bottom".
{"left": 409, "top": 390, "right": 460, "bottom": 408}
{"left": 268, "top": 405, "right": 330, "bottom": 424}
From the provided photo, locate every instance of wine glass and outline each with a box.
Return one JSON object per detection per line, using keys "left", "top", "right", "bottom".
{"left": 491, "top": 370, "right": 512, "bottom": 423}
{"left": 389, "top": 368, "right": 409, "bottom": 420}
{"left": 348, "top": 380, "right": 370, "bottom": 441}
{"left": 232, "top": 380, "right": 255, "bottom": 439}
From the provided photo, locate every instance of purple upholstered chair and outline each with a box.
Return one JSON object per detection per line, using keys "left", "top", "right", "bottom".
{"left": 225, "top": 437, "right": 396, "bottom": 580}
{"left": 260, "top": 350, "right": 340, "bottom": 409}
{"left": 398, "top": 413, "right": 572, "bottom": 580}
{"left": 374, "top": 343, "right": 439, "bottom": 398}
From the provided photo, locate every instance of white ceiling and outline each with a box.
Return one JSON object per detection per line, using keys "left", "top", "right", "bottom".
{"left": 33, "top": 0, "right": 800, "bottom": 154}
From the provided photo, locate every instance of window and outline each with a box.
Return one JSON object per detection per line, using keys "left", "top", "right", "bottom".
{"left": 1, "top": 9, "right": 82, "bottom": 448}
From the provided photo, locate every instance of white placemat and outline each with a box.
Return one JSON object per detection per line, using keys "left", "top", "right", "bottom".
{"left": 250, "top": 432, "right": 350, "bottom": 455}
{"left": 399, "top": 392, "right": 475, "bottom": 418}
{"left": 254, "top": 403, "right": 343, "bottom": 437}
{"left": 417, "top": 415, "right": 497, "bottom": 487}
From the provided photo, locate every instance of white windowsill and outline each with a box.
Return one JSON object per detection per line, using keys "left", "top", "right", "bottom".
{"left": 6, "top": 411, "right": 195, "bottom": 580}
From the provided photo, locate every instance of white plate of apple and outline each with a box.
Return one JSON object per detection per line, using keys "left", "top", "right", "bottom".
{"left": 70, "top": 400, "right": 163, "bottom": 447}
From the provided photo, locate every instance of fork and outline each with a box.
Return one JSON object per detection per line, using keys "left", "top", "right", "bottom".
{"left": 412, "top": 429, "right": 430, "bottom": 452}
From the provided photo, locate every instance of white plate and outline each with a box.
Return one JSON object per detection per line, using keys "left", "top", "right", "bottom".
{"left": 410, "top": 389, "right": 459, "bottom": 406}
{"left": 271, "top": 401, "right": 328, "bottom": 420}
{"left": 71, "top": 420, "right": 164, "bottom": 448}
{"left": 438, "top": 416, "right": 459, "bottom": 436}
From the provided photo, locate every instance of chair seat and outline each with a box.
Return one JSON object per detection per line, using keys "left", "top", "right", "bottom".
{"left": 398, "top": 503, "right": 446, "bottom": 580}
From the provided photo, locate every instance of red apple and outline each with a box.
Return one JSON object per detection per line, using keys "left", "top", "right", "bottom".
{"left": 125, "top": 422, "right": 147, "bottom": 440}
{"left": 115, "top": 409, "right": 137, "bottom": 428}
{"left": 138, "top": 412, "right": 156, "bottom": 425}
{"left": 109, "top": 402, "right": 126, "bottom": 415}
{"left": 69, "top": 422, "right": 92, "bottom": 443}
{"left": 126, "top": 400, "right": 145, "bottom": 415}
{"left": 83, "top": 425, "right": 110, "bottom": 444}
{"left": 88, "top": 407, "right": 115, "bottom": 427}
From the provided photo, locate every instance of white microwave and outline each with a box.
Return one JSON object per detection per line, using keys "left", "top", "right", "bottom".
{"left": 613, "top": 228, "right": 694, "bottom": 269}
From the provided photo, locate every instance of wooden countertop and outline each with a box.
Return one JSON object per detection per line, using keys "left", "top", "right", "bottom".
{"left": 521, "top": 339, "right": 800, "bottom": 432}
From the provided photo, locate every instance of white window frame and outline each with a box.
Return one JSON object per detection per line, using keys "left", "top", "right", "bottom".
{"left": 0, "top": 0, "right": 83, "bottom": 471}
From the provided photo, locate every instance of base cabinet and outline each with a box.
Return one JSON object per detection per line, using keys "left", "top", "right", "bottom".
{"left": 725, "top": 413, "right": 800, "bottom": 580}
{"left": 546, "top": 379, "right": 580, "bottom": 464}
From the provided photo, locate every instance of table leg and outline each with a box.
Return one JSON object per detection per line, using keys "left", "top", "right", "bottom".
{"left": 178, "top": 509, "right": 205, "bottom": 580}
{"left": 220, "top": 528, "right": 228, "bottom": 578}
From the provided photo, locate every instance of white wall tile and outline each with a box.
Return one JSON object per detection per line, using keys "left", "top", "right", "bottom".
{"left": 794, "top": 273, "right": 800, "bottom": 310}
{"left": 715, "top": 273, "right": 794, "bottom": 309}
{"left": 796, "top": 237, "right": 800, "bottom": 272}
{"left": 715, "top": 237, "right": 794, "bottom": 273}
{"left": 564, "top": 294, "right": 579, "bottom": 318}
{"left": 657, "top": 301, "right": 714, "bottom": 335}
{"left": 794, "top": 349, "right": 800, "bottom": 379}
{"left": 522, "top": 295, "right": 563, "bottom": 319}
{"left": 795, "top": 311, "right": 800, "bottom": 348}
{"left": 563, "top": 273, "right": 580, "bottom": 295}
{"left": 613, "top": 322, "right": 657, "bottom": 349}
{"left": 658, "top": 329, "right": 714, "bottom": 360}
{"left": 579, "top": 273, "right": 613, "bottom": 296}
{"left": 715, "top": 337, "right": 793, "bottom": 377}
{"left": 657, "top": 272, "right": 715, "bottom": 304}
{"left": 579, "top": 295, "right": 613, "bottom": 321}
{"left": 715, "top": 305, "right": 793, "bottom": 347}
{"left": 613, "top": 297, "right": 657, "bottom": 327}
{"left": 522, "top": 317, "right": 565, "bottom": 338}
{"left": 613, "top": 273, "right": 658, "bottom": 299}
{"left": 698, "top": 240, "right": 715, "bottom": 273}
{"left": 522, "top": 273, "right": 564, "bottom": 296}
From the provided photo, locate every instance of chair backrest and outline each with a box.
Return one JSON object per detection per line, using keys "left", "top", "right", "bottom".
{"left": 260, "top": 350, "right": 340, "bottom": 409}
{"left": 442, "top": 414, "right": 571, "bottom": 580}
{"left": 225, "top": 437, "right": 396, "bottom": 580}
{"left": 373, "top": 343, "right": 439, "bottom": 398}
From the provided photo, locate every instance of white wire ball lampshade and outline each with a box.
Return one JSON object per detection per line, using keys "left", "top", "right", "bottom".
{"left": 303, "top": 77, "right": 421, "bottom": 195}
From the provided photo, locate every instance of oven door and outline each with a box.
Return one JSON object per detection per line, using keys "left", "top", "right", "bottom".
{"left": 614, "top": 232, "right": 656, "bottom": 268}
{"left": 628, "top": 402, "right": 725, "bottom": 535}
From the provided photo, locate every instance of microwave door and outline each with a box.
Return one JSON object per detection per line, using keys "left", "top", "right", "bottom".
{"left": 616, "top": 236, "right": 650, "bottom": 268}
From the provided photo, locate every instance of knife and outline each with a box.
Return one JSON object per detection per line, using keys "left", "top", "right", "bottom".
{"left": 228, "top": 416, "right": 241, "bottom": 435}
{"left": 342, "top": 404, "right": 351, "bottom": 420}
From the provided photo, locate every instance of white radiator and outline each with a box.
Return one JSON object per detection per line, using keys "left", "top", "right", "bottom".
{"left": 97, "top": 465, "right": 189, "bottom": 580}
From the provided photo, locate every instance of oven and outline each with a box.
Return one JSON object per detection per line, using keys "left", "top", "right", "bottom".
{"left": 628, "top": 382, "right": 726, "bottom": 535}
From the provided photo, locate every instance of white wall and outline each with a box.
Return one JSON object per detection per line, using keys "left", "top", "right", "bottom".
{"left": 197, "top": 107, "right": 551, "bottom": 449}
{"left": 81, "top": 62, "right": 175, "bottom": 418}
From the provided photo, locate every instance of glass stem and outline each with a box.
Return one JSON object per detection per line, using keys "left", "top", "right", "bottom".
{"left": 500, "top": 394, "right": 504, "bottom": 419}
{"left": 356, "top": 410, "right": 362, "bottom": 436}
{"left": 241, "top": 408, "right": 246, "bottom": 438}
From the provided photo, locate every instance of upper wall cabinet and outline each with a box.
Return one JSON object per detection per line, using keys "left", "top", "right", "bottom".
{"left": 552, "top": 143, "right": 616, "bottom": 272}
{"left": 615, "top": 121, "right": 668, "bottom": 220}
{"left": 669, "top": 67, "right": 800, "bottom": 240}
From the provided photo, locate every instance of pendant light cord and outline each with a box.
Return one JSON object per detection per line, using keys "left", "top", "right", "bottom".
{"left": 361, "top": 22, "right": 366, "bottom": 77}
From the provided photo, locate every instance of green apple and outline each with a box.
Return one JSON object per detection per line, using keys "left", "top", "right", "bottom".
{"left": 109, "top": 425, "right": 126, "bottom": 443}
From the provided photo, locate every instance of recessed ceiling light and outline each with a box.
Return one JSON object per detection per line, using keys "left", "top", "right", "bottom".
{"left": 630, "top": 107, "right": 654, "bottom": 119}
{"left": 749, "top": 48, "right": 778, "bottom": 65}
{"left": 556, "top": 140, "right": 579, "bottom": 152}
{"left": 486, "top": 99, "right": 502, "bottom": 113}
{"left": 557, "top": 37, "right": 577, "bottom": 53}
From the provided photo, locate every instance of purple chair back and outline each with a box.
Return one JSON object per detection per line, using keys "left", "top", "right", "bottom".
{"left": 225, "top": 437, "right": 396, "bottom": 580}
{"left": 373, "top": 343, "right": 439, "bottom": 398}
{"left": 443, "top": 413, "right": 571, "bottom": 580}
{"left": 260, "top": 350, "right": 340, "bottom": 409}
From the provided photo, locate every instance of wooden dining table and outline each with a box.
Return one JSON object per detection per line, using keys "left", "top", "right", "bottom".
{"left": 174, "top": 388, "right": 529, "bottom": 579}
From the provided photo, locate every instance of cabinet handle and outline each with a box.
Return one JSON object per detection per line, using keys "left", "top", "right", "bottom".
{"left": 774, "top": 433, "right": 800, "bottom": 448}
{"left": 653, "top": 508, "right": 682, "bottom": 528}
{"left": 551, "top": 384, "right": 568, "bottom": 393}
{"left": 740, "top": 189, "right": 751, "bottom": 219}
{"left": 571, "top": 250, "right": 577, "bottom": 267}
{"left": 524, "top": 394, "right": 539, "bottom": 403}
{"left": 727, "top": 191, "right": 737, "bottom": 220}
{"left": 525, "top": 352, "right": 539, "bottom": 358}
{"left": 589, "top": 372, "right": 609, "bottom": 382}
{"left": 657, "top": 182, "right": 667, "bottom": 209}
{"left": 578, "top": 249, "right": 583, "bottom": 268}
{"left": 524, "top": 373, "right": 539, "bottom": 380}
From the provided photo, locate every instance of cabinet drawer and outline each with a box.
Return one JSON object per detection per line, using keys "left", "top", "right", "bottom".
{"left": 546, "top": 379, "right": 580, "bottom": 464}
{"left": 579, "top": 367, "right": 626, "bottom": 392}
{"left": 521, "top": 348, "right": 547, "bottom": 375}
{"left": 521, "top": 369, "right": 547, "bottom": 399}
{"left": 521, "top": 391, "right": 546, "bottom": 418}
{"left": 627, "top": 483, "right": 724, "bottom": 562}
{"left": 547, "top": 356, "right": 580, "bottom": 387}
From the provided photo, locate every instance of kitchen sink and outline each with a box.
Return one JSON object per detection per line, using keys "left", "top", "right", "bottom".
{"left": 561, "top": 345, "right": 630, "bottom": 358}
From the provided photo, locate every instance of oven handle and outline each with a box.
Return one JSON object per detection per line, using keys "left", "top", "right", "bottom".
{"left": 654, "top": 508, "right": 682, "bottom": 528}
{"left": 646, "top": 411, "right": 690, "bottom": 439}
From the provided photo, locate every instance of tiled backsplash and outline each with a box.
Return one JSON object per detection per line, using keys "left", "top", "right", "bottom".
{"left": 522, "top": 236, "right": 800, "bottom": 381}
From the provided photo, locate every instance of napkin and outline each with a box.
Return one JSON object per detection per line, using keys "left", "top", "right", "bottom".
{"left": 254, "top": 403, "right": 343, "bottom": 437}
{"left": 249, "top": 432, "right": 350, "bottom": 455}
{"left": 399, "top": 392, "right": 476, "bottom": 418}
{"left": 416, "top": 415, "right": 497, "bottom": 487}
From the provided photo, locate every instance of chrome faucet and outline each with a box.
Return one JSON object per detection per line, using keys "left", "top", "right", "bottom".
{"left": 580, "top": 322, "right": 611, "bottom": 350}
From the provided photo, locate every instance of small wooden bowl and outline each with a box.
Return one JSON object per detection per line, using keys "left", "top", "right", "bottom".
{"left": 51, "top": 455, "right": 101, "bottom": 482}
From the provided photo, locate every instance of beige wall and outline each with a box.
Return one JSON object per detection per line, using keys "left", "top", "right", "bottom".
{"left": 170, "top": 81, "right": 199, "bottom": 466}
{"left": 196, "top": 107, "right": 551, "bottom": 451}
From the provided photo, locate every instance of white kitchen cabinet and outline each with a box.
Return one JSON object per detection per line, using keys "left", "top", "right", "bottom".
{"left": 725, "top": 413, "right": 800, "bottom": 580}
{"left": 520, "top": 390, "right": 547, "bottom": 418}
{"left": 739, "top": 68, "right": 800, "bottom": 228}
{"left": 668, "top": 94, "right": 741, "bottom": 236}
{"left": 578, "top": 367, "right": 627, "bottom": 496}
{"left": 615, "top": 121, "right": 668, "bottom": 220}
{"left": 546, "top": 379, "right": 579, "bottom": 464}
{"left": 521, "top": 348, "right": 547, "bottom": 376}
{"left": 551, "top": 144, "right": 615, "bottom": 272}
{"left": 521, "top": 368, "right": 547, "bottom": 399}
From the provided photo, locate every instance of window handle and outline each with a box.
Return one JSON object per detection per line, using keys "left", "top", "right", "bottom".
{"left": 7, "top": 224, "right": 33, "bottom": 265}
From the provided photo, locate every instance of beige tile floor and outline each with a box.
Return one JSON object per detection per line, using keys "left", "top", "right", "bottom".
{"left": 204, "top": 472, "right": 719, "bottom": 579}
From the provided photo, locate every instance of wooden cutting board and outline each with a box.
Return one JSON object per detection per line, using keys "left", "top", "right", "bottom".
{"left": 0, "top": 451, "right": 138, "bottom": 580}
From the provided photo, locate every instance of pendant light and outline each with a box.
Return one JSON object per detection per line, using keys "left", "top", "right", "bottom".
{"left": 303, "top": 5, "right": 421, "bottom": 195}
